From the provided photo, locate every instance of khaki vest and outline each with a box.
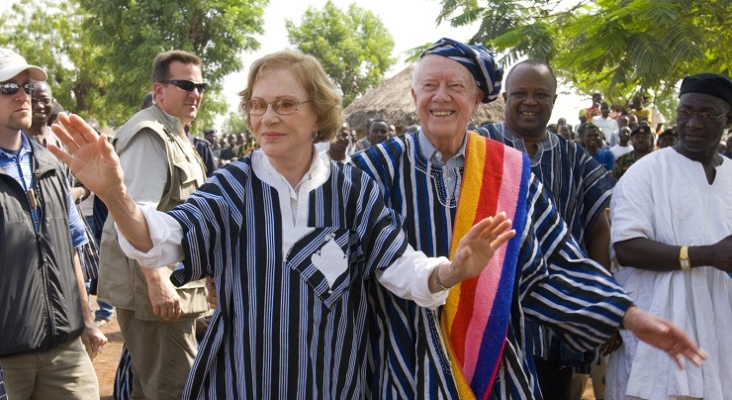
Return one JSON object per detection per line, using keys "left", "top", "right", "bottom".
{"left": 99, "top": 105, "right": 208, "bottom": 321}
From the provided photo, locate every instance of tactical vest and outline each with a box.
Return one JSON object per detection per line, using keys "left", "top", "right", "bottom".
{"left": 98, "top": 105, "right": 208, "bottom": 320}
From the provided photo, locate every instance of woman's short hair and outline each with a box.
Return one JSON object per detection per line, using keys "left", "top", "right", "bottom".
{"left": 238, "top": 50, "right": 343, "bottom": 143}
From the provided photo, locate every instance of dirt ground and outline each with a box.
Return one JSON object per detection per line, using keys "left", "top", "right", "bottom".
{"left": 90, "top": 297, "right": 598, "bottom": 399}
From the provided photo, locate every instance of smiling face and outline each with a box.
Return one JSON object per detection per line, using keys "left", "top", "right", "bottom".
{"left": 249, "top": 68, "right": 319, "bottom": 171}
{"left": 31, "top": 80, "right": 53, "bottom": 128}
{"left": 675, "top": 92, "right": 732, "bottom": 163}
{"left": 330, "top": 123, "right": 353, "bottom": 153}
{"left": 503, "top": 63, "right": 557, "bottom": 141}
{"left": 411, "top": 55, "right": 482, "bottom": 156}
{"left": 583, "top": 126, "right": 602, "bottom": 151}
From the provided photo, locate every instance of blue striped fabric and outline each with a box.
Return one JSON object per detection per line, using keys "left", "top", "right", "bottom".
{"left": 167, "top": 156, "right": 412, "bottom": 399}
{"left": 0, "top": 365, "right": 6, "bottom": 400}
{"left": 75, "top": 209, "right": 99, "bottom": 280}
{"left": 481, "top": 123, "right": 615, "bottom": 252}
{"left": 351, "top": 132, "right": 633, "bottom": 399}
{"left": 113, "top": 345, "right": 133, "bottom": 400}
{"left": 481, "top": 123, "right": 616, "bottom": 369}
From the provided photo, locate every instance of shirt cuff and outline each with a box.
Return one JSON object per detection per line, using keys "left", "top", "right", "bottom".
{"left": 116, "top": 205, "right": 184, "bottom": 267}
{"left": 376, "top": 245, "right": 450, "bottom": 310}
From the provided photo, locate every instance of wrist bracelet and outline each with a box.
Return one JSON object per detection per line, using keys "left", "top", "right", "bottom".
{"left": 433, "top": 264, "right": 452, "bottom": 291}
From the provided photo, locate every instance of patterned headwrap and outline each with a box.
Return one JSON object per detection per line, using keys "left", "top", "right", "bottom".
{"left": 421, "top": 38, "right": 503, "bottom": 103}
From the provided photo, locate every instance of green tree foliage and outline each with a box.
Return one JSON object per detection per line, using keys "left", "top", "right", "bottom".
{"left": 438, "top": 0, "right": 732, "bottom": 116}
{"left": 0, "top": 0, "right": 113, "bottom": 121}
{"left": 1, "top": 0, "right": 267, "bottom": 128}
{"left": 286, "top": 1, "right": 396, "bottom": 106}
{"left": 220, "top": 111, "right": 248, "bottom": 135}
{"left": 79, "top": 0, "right": 268, "bottom": 127}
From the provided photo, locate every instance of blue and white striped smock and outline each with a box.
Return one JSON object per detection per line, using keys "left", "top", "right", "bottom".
{"left": 482, "top": 123, "right": 616, "bottom": 371}
{"left": 351, "top": 132, "right": 632, "bottom": 400}
{"left": 167, "top": 153, "right": 414, "bottom": 399}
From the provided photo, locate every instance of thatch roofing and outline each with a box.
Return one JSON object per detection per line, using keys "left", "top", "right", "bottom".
{"left": 343, "top": 65, "right": 505, "bottom": 132}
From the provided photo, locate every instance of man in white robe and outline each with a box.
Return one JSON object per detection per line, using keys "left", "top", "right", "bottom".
{"left": 608, "top": 72, "right": 732, "bottom": 400}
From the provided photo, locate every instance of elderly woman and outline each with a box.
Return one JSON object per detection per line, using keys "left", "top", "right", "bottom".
{"left": 48, "top": 50, "right": 514, "bottom": 399}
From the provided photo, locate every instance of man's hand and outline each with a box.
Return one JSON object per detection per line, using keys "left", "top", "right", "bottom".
{"left": 142, "top": 267, "right": 182, "bottom": 321}
{"left": 599, "top": 330, "right": 623, "bottom": 356}
{"left": 81, "top": 322, "right": 108, "bottom": 361}
{"left": 205, "top": 276, "right": 218, "bottom": 309}
{"left": 437, "top": 212, "right": 516, "bottom": 289}
{"left": 48, "top": 112, "right": 125, "bottom": 202}
{"left": 622, "top": 306, "right": 708, "bottom": 369}
{"left": 148, "top": 279, "right": 183, "bottom": 322}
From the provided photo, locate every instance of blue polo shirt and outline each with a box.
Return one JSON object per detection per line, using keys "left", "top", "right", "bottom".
{"left": 0, "top": 132, "right": 87, "bottom": 246}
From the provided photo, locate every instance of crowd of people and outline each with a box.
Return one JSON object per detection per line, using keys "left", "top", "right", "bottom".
{"left": 1, "top": 33, "right": 729, "bottom": 400}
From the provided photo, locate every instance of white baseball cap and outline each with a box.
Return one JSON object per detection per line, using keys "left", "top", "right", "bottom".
{"left": 0, "top": 48, "right": 47, "bottom": 82}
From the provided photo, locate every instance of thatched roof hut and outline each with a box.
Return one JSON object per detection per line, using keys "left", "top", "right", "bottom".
{"left": 343, "top": 65, "right": 505, "bottom": 135}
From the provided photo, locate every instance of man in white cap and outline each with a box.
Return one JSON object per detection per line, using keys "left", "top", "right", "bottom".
{"left": 0, "top": 48, "right": 107, "bottom": 398}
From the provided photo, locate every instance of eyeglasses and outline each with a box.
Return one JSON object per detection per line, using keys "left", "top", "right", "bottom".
{"left": 0, "top": 82, "right": 36, "bottom": 96}
{"left": 242, "top": 97, "right": 311, "bottom": 116}
{"left": 158, "top": 79, "right": 208, "bottom": 93}
{"left": 676, "top": 108, "right": 730, "bottom": 122}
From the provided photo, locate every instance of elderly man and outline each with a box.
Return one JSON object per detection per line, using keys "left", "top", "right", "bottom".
{"left": 98, "top": 50, "right": 209, "bottom": 400}
{"left": 607, "top": 73, "right": 732, "bottom": 400}
{"left": 0, "top": 48, "right": 106, "bottom": 399}
{"left": 351, "top": 38, "right": 705, "bottom": 399}
{"left": 481, "top": 58, "right": 615, "bottom": 399}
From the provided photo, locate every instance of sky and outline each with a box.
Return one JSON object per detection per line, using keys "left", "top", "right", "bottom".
{"left": 221, "top": 0, "right": 585, "bottom": 127}
{"left": 1, "top": 0, "right": 585, "bottom": 128}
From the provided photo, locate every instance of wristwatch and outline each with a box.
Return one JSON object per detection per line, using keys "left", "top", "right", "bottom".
{"left": 679, "top": 246, "right": 691, "bottom": 270}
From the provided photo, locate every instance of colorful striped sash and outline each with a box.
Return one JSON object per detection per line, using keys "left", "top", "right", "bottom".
{"left": 442, "top": 132, "right": 530, "bottom": 399}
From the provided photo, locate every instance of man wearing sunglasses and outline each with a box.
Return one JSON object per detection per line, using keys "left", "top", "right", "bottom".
{"left": 98, "top": 50, "right": 209, "bottom": 400}
{"left": 0, "top": 48, "right": 107, "bottom": 399}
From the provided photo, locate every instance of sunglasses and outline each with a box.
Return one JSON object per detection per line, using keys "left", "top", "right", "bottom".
{"left": 0, "top": 82, "right": 36, "bottom": 96}
{"left": 158, "top": 79, "right": 208, "bottom": 93}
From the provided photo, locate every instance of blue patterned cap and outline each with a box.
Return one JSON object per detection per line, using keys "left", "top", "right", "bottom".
{"left": 421, "top": 38, "right": 503, "bottom": 104}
